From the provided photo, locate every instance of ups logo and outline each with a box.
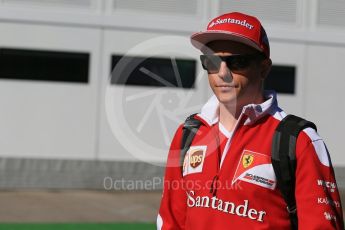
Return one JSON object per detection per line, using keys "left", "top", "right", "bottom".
{"left": 190, "top": 150, "right": 204, "bottom": 168}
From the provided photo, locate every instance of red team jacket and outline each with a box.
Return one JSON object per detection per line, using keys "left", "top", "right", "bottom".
{"left": 157, "top": 91, "right": 344, "bottom": 229}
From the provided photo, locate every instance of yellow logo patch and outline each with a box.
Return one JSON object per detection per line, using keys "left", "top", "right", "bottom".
{"left": 242, "top": 154, "right": 254, "bottom": 168}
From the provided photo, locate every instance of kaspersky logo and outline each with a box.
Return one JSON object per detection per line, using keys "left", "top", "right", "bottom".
{"left": 208, "top": 18, "right": 254, "bottom": 30}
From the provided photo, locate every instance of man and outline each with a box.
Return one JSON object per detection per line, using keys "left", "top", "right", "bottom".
{"left": 157, "top": 12, "right": 344, "bottom": 229}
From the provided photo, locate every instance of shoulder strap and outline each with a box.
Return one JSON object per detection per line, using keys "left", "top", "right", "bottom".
{"left": 180, "top": 113, "right": 202, "bottom": 175}
{"left": 271, "top": 114, "right": 317, "bottom": 230}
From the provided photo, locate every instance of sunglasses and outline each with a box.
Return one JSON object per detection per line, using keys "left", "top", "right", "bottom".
{"left": 200, "top": 54, "right": 265, "bottom": 74}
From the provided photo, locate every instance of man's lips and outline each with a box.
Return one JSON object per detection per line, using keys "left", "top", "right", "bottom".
{"left": 216, "top": 84, "right": 236, "bottom": 88}
{"left": 216, "top": 84, "right": 238, "bottom": 92}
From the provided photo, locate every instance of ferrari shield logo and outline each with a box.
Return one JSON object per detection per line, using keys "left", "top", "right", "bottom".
{"left": 242, "top": 154, "right": 254, "bottom": 168}
{"left": 233, "top": 150, "right": 277, "bottom": 190}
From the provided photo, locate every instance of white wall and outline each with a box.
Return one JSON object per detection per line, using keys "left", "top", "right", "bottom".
{"left": 269, "top": 42, "right": 307, "bottom": 116}
{"left": 305, "top": 45, "right": 345, "bottom": 165}
{"left": 0, "top": 22, "right": 101, "bottom": 160}
{"left": 0, "top": 0, "right": 345, "bottom": 166}
{"left": 99, "top": 30, "right": 209, "bottom": 163}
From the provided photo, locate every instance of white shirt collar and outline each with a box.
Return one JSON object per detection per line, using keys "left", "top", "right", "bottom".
{"left": 197, "top": 90, "right": 278, "bottom": 126}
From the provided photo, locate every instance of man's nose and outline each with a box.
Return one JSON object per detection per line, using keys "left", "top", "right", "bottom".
{"left": 217, "top": 61, "right": 233, "bottom": 82}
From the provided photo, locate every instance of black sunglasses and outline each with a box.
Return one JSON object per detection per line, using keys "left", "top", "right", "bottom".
{"left": 200, "top": 53, "right": 265, "bottom": 74}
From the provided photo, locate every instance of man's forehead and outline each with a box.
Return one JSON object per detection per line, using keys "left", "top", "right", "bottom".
{"left": 202, "top": 40, "right": 257, "bottom": 54}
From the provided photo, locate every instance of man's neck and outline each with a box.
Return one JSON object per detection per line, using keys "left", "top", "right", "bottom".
{"left": 219, "top": 94, "right": 265, "bottom": 132}
{"left": 219, "top": 104, "right": 239, "bottom": 132}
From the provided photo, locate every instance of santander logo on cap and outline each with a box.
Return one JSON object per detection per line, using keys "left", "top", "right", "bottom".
{"left": 190, "top": 12, "right": 270, "bottom": 58}
{"left": 208, "top": 17, "right": 254, "bottom": 30}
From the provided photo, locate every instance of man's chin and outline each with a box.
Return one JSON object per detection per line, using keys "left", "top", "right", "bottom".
{"left": 217, "top": 96, "right": 238, "bottom": 107}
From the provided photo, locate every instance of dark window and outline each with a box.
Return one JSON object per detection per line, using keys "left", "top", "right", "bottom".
{"left": 0, "top": 48, "right": 89, "bottom": 83}
{"left": 111, "top": 55, "right": 196, "bottom": 88}
{"left": 265, "top": 65, "right": 296, "bottom": 94}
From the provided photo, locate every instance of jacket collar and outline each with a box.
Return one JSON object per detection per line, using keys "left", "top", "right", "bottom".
{"left": 196, "top": 90, "right": 278, "bottom": 126}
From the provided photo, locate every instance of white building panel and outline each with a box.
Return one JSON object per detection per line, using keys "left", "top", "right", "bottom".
{"left": 0, "top": 22, "right": 101, "bottom": 159}
{"left": 269, "top": 41, "right": 306, "bottom": 117}
{"left": 305, "top": 45, "right": 345, "bottom": 166}
{"left": 98, "top": 29, "right": 209, "bottom": 163}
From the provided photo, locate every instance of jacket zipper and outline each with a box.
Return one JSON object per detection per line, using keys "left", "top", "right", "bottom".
{"left": 210, "top": 125, "right": 222, "bottom": 196}
{"left": 209, "top": 114, "right": 248, "bottom": 197}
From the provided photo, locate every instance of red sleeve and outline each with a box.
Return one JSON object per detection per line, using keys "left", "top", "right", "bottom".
{"left": 157, "top": 125, "right": 187, "bottom": 230}
{"left": 295, "top": 128, "right": 344, "bottom": 230}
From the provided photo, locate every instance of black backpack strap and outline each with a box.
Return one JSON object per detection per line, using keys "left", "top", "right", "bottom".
{"left": 271, "top": 114, "right": 317, "bottom": 230}
{"left": 180, "top": 113, "right": 202, "bottom": 175}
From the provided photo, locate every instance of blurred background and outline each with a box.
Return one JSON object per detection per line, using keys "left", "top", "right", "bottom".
{"left": 0, "top": 0, "right": 345, "bottom": 229}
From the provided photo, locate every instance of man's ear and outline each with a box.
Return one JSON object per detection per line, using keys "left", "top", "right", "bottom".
{"left": 260, "top": 58, "right": 272, "bottom": 80}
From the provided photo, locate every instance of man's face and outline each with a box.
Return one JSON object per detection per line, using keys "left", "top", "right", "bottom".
{"left": 202, "top": 40, "right": 270, "bottom": 108}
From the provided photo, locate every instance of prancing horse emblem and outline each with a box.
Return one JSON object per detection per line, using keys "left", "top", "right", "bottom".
{"left": 242, "top": 154, "right": 254, "bottom": 168}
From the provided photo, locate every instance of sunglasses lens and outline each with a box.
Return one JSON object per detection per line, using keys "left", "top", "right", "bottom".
{"left": 200, "top": 54, "right": 263, "bottom": 73}
{"left": 226, "top": 56, "right": 251, "bottom": 71}
{"left": 200, "top": 55, "right": 221, "bottom": 74}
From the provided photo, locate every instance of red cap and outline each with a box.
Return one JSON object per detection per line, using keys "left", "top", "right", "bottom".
{"left": 191, "top": 12, "right": 270, "bottom": 57}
